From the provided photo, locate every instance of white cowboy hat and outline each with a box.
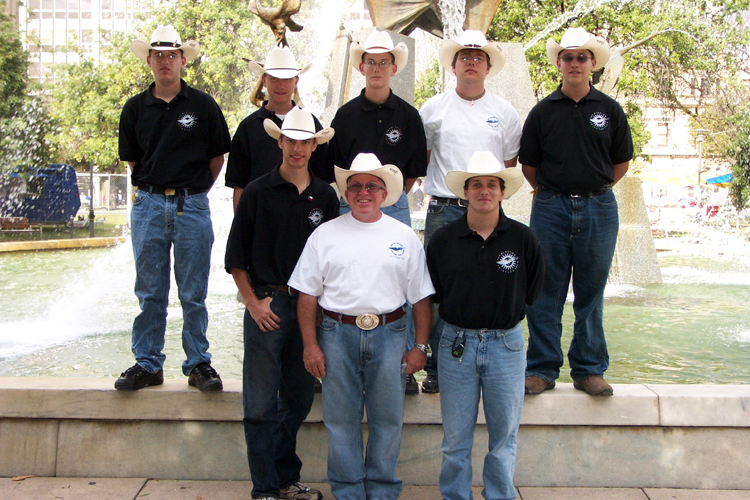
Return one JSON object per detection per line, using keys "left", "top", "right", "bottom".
{"left": 131, "top": 25, "right": 199, "bottom": 63}
{"left": 546, "top": 27, "right": 610, "bottom": 71}
{"left": 349, "top": 29, "right": 409, "bottom": 76}
{"left": 445, "top": 151, "right": 524, "bottom": 200}
{"left": 263, "top": 106, "right": 334, "bottom": 144}
{"left": 438, "top": 30, "right": 506, "bottom": 79}
{"left": 248, "top": 46, "right": 311, "bottom": 79}
{"left": 335, "top": 153, "right": 403, "bottom": 208}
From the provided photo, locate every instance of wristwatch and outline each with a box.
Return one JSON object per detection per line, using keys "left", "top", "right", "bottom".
{"left": 414, "top": 343, "right": 430, "bottom": 355}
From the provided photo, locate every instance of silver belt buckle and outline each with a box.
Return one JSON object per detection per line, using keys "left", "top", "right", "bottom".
{"left": 355, "top": 313, "right": 379, "bottom": 330}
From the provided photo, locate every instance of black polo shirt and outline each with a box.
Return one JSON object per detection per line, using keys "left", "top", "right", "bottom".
{"left": 326, "top": 89, "right": 427, "bottom": 182}
{"left": 225, "top": 101, "right": 330, "bottom": 188}
{"left": 119, "top": 80, "right": 231, "bottom": 190}
{"left": 519, "top": 84, "right": 633, "bottom": 194}
{"left": 426, "top": 210, "right": 545, "bottom": 330}
{"left": 224, "top": 166, "right": 339, "bottom": 286}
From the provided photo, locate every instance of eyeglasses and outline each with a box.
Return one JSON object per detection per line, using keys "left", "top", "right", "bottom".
{"left": 558, "top": 54, "right": 592, "bottom": 64}
{"left": 459, "top": 55, "right": 486, "bottom": 63}
{"left": 347, "top": 182, "right": 385, "bottom": 193}
{"left": 152, "top": 51, "right": 181, "bottom": 61}
{"left": 363, "top": 60, "right": 393, "bottom": 68}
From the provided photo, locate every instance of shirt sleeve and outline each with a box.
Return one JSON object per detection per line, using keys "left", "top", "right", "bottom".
{"left": 503, "top": 107, "right": 523, "bottom": 161}
{"left": 518, "top": 106, "right": 542, "bottom": 167}
{"left": 205, "top": 98, "right": 231, "bottom": 160}
{"left": 287, "top": 231, "right": 324, "bottom": 296}
{"left": 609, "top": 103, "right": 634, "bottom": 165}
{"left": 225, "top": 120, "right": 251, "bottom": 189}
{"left": 419, "top": 98, "right": 439, "bottom": 151}
{"left": 404, "top": 110, "right": 428, "bottom": 179}
{"left": 118, "top": 98, "right": 142, "bottom": 162}
{"left": 224, "top": 188, "right": 255, "bottom": 273}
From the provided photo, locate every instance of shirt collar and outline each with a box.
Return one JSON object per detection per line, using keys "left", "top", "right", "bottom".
{"left": 358, "top": 88, "right": 397, "bottom": 111}
{"left": 269, "top": 165, "right": 329, "bottom": 196}
{"left": 549, "top": 83, "right": 602, "bottom": 103}
{"left": 456, "top": 207, "right": 512, "bottom": 239}
{"left": 260, "top": 100, "right": 299, "bottom": 121}
{"left": 145, "top": 79, "right": 188, "bottom": 106}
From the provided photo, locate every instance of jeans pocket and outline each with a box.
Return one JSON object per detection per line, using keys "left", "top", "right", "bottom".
{"left": 533, "top": 188, "right": 556, "bottom": 204}
{"left": 393, "top": 194, "right": 409, "bottom": 210}
{"left": 438, "top": 327, "right": 457, "bottom": 349}
{"left": 387, "top": 315, "right": 407, "bottom": 333}
{"left": 427, "top": 202, "right": 446, "bottom": 215}
{"left": 133, "top": 190, "right": 147, "bottom": 206}
{"left": 186, "top": 193, "right": 210, "bottom": 210}
{"left": 319, "top": 316, "right": 338, "bottom": 332}
{"left": 592, "top": 190, "right": 617, "bottom": 207}
{"left": 502, "top": 328, "right": 525, "bottom": 352}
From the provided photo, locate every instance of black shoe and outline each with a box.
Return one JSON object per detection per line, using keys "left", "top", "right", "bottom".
{"left": 188, "top": 362, "right": 223, "bottom": 392}
{"left": 421, "top": 373, "right": 439, "bottom": 393}
{"left": 405, "top": 374, "right": 419, "bottom": 395}
{"left": 115, "top": 364, "right": 163, "bottom": 391}
{"left": 314, "top": 377, "right": 322, "bottom": 393}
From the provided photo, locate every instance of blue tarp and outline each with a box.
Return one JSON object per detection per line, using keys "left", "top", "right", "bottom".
{"left": 707, "top": 173, "right": 734, "bottom": 184}
{"left": 1, "top": 164, "right": 81, "bottom": 223}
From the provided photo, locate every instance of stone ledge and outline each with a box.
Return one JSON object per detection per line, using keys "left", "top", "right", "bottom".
{"left": 1, "top": 378, "right": 749, "bottom": 428}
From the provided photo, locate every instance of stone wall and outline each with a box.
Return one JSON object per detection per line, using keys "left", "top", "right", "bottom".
{"left": 1, "top": 378, "right": 749, "bottom": 488}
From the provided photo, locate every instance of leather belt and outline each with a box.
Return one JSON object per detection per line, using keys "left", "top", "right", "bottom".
{"left": 431, "top": 196, "right": 468, "bottom": 208}
{"left": 323, "top": 307, "right": 406, "bottom": 331}
{"left": 137, "top": 184, "right": 207, "bottom": 215}
{"left": 539, "top": 184, "right": 611, "bottom": 198}
{"left": 255, "top": 284, "right": 298, "bottom": 296}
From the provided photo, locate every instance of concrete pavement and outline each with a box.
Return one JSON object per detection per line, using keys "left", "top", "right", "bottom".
{"left": 2, "top": 477, "right": 748, "bottom": 500}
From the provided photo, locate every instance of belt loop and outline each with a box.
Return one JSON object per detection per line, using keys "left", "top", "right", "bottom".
{"left": 177, "top": 190, "right": 184, "bottom": 215}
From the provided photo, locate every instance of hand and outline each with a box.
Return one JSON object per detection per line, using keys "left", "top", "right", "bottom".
{"left": 304, "top": 344, "right": 326, "bottom": 378}
{"left": 247, "top": 296, "right": 281, "bottom": 332}
{"left": 401, "top": 348, "right": 427, "bottom": 375}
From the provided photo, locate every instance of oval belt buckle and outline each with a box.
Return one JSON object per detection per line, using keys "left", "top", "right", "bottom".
{"left": 355, "top": 313, "right": 379, "bottom": 330}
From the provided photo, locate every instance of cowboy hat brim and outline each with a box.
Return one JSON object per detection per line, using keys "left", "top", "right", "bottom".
{"left": 131, "top": 40, "right": 200, "bottom": 63}
{"left": 248, "top": 61, "right": 311, "bottom": 79}
{"left": 263, "top": 119, "right": 334, "bottom": 145}
{"left": 334, "top": 164, "right": 403, "bottom": 208}
{"left": 349, "top": 41, "right": 408, "bottom": 77}
{"left": 546, "top": 36, "right": 610, "bottom": 71}
{"left": 438, "top": 39, "right": 505, "bottom": 79}
{"left": 445, "top": 166, "right": 524, "bottom": 200}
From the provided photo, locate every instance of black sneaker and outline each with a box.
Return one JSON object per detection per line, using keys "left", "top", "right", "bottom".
{"left": 421, "top": 373, "right": 439, "bottom": 393}
{"left": 405, "top": 373, "right": 419, "bottom": 395}
{"left": 114, "top": 364, "right": 163, "bottom": 391}
{"left": 280, "top": 482, "right": 322, "bottom": 500}
{"left": 188, "top": 362, "right": 223, "bottom": 392}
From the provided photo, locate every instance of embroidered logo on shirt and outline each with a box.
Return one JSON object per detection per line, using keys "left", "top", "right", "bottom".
{"left": 385, "top": 126, "right": 403, "bottom": 145}
{"left": 177, "top": 112, "right": 198, "bottom": 131}
{"left": 496, "top": 251, "right": 519, "bottom": 273}
{"left": 389, "top": 242, "right": 405, "bottom": 257}
{"left": 308, "top": 208, "right": 324, "bottom": 227}
{"left": 590, "top": 112, "right": 609, "bottom": 131}
{"left": 486, "top": 116, "right": 500, "bottom": 129}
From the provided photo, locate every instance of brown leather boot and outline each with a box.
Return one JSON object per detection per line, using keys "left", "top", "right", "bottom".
{"left": 525, "top": 376, "right": 556, "bottom": 395}
{"left": 573, "top": 375, "right": 613, "bottom": 396}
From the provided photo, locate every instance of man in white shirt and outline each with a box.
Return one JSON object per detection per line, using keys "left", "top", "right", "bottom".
{"left": 289, "top": 153, "right": 434, "bottom": 500}
{"left": 419, "top": 29, "right": 522, "bottom": 393}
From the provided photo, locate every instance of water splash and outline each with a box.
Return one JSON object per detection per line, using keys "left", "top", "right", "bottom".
{"left": 439, "top": 0, "right": 466, "bottom": 41}
{"left": 523, "top": 0, "right": 621, "bottom": 52}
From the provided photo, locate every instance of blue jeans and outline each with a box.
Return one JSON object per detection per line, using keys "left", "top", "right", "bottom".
{"left": 130, "top": 189, "right": 213, "bottom": 375}
{"left": 340, "top": 190, "right": 411, "bottom": 226}
{"left": 318, "top": 313, "right": 409, "bottom": 500}
{"left": 526, "top": 188, "right": 619, "bottom": 382}
{"left": 242, "top": 287, "right": 315, "bottom": 498}
{"left": 424, "top": 200, "right": 467, "bottom": 376}
{"left": 438, "top": 322, "right": 525, "bottom": 500}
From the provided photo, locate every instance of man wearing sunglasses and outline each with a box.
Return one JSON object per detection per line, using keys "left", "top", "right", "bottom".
{"left": 117, "top": 25, "right": 230, "bottom": 392}
{"left": 418, "top": 30, "right": 523, "bottom": 394}
{"left": 289, "top": 153, "right": 434, "bottom": 500}
{"left": 520, "top": 27, "right": 634, "bottom": 397}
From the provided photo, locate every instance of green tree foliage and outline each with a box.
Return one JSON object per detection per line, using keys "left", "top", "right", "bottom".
{"left": 46, "top": 0, "right": 278, "bottom": 173}
{"left": 415, "top": 60, "right": 441, "bottom": 109}
{"left": 726, "top": 109, "right": 750, "bottom": 213}
{"left": 487, "top": 0, "right": 750, "bottom": 167}
{"left": 0, "top": 1, "right": 53, "bottom": 171}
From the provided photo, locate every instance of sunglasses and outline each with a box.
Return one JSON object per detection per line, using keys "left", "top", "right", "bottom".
{"left": 558, "top": 54, "right": 592, "bottom": 64}
{"left": 347, "top": 183, "right": 385, "bottom": 193}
